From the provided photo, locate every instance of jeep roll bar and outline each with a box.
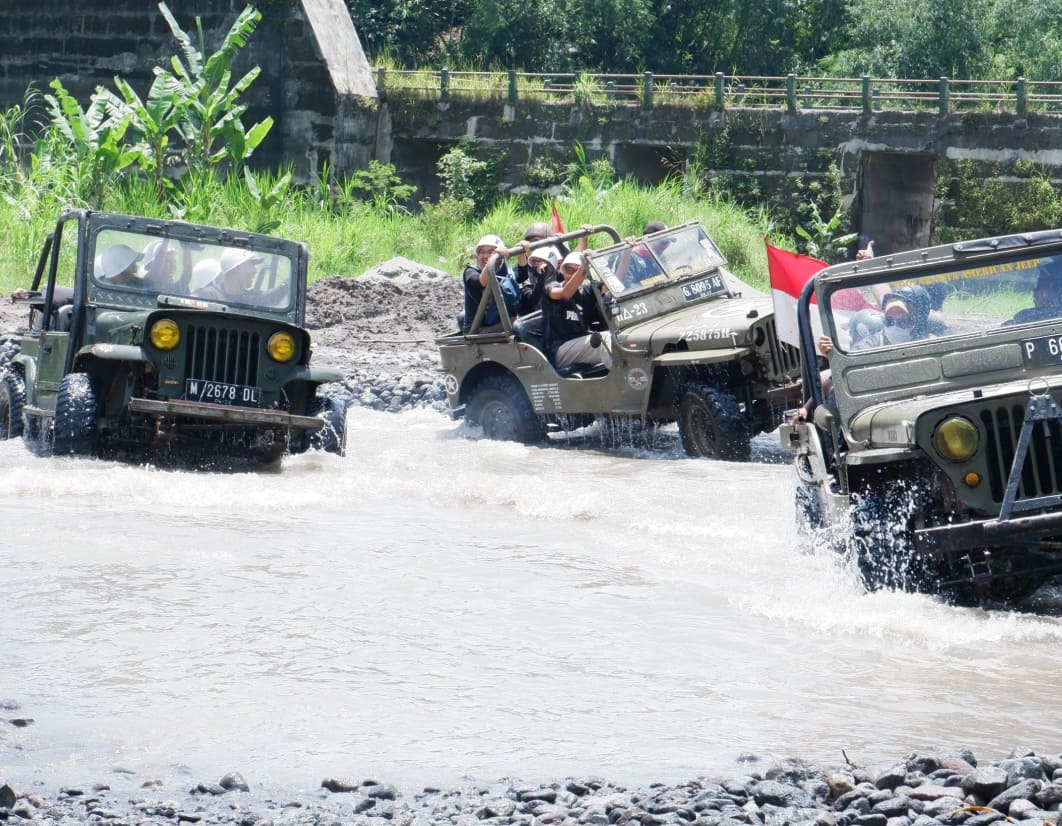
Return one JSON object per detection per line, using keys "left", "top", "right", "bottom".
{"left": 796, "top": 274, "right": 823, "bottom": 410}
{"left": 466, "top": 223, "right": 621, "bottom": 336}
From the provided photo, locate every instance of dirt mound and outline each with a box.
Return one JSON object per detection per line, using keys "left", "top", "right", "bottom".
{"left": 305, "top": 256, "right": 461, "bottom": 352}
{"left": 0, "top": 258, "right": 465, "bottom": 413}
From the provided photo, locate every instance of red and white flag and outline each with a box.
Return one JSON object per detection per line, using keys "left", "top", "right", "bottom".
{"left": 765, "top": 242, "right": 826, "bottom": 348}
{"left": 550, "top": 200, "right": 565, "bottom": 234}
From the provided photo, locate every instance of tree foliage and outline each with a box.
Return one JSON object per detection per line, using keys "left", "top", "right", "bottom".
{"left": 346, "top": 0, "right": 1062, "bottom": 81}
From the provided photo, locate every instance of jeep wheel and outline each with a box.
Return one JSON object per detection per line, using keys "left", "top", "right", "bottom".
{"left": 0, "top": 368, "right": 26, "bottom": 440}
{"left": 795, "top": 482, "right": 824, "bottom": 533}
{"left": 466, "top": 374, "right": 544, "bottom": 444}
{"left": 53, "top": 373, "right": 99, "bottom": 456}
{"left": 308, "top": 394, "right": 348, "bottom": 456}
{"left": 676, "top": 382, "right": 750, "bottom": 461}
{"left": 848, "top": 489, "right": 936, "bottom": 594}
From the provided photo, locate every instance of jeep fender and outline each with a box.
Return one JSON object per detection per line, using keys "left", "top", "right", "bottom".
{"left": 10, "top": 353, "right": 34, "bottom": 388}
{"left": 288, "top": 365, "right": 343, "bottom": 385}
{"left": 653, "top": 347, "right": 752, "bottom": 367}
{"left": 73, "top": 343, "right": 150, "bottom": 369}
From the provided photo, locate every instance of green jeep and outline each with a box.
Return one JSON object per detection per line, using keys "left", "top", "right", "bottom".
{"left": 781, "top": 228, "right": 1062, "bottom": 604}
{"left": 437, "top": 221, "right": 801, "bottom": 460}
{"left": 0, "top": 209, "right": 346, "bottom": 467}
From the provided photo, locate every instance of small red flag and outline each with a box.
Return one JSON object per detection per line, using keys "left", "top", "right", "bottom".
{"left": 550, "top": 201, "right": 565, "bottom": 234}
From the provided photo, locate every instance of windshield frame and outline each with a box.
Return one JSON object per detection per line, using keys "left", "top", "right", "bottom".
{"left": 85, "top": 215, "right": 305, "bottom": 322}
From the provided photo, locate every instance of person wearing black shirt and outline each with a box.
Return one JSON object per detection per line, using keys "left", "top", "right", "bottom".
{"left": 543, "top": 251, "right": 612, "bottom": 369}
{"left": 462, "top": 234, "right": 517, "bottom": 333}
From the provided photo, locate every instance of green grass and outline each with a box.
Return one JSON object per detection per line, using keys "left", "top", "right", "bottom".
{"left": 0, "top": 164, "right": 778, "bottom": 295}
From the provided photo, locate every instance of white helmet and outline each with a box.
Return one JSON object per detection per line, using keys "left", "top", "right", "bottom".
{"left": 528, "top": 245, "right": 561, "bottom": 269}
{"left": 562, "top": 251, "right": 583, "bottom": 270}
{"left": 476, "top": 234, "right": 505, "bottom": 252}
{"left": 189, "top": 258, "right": 222, "bottom": 292}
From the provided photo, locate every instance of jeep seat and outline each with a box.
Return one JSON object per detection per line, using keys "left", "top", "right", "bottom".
{"left": 513, "top": 312, "right": 544, "bottom": 352}
{"left": 556, "top": 362, "right": 608, "bottom": 379}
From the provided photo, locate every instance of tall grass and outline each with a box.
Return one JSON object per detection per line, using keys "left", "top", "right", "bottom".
{"left": 0, "top": 135, "right": 778, "bottom": 295}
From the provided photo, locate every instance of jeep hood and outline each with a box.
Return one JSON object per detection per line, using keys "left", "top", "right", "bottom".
{"left": 847, "top": 378, "right": 1062, "bottom": 447}
{"left": 616, "top": 294, "right": 773, "bottom": 355}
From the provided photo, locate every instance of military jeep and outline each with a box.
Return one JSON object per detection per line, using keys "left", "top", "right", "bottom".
{"left": 437, "top": 221, "right": 801, "bottom": 460}
{"left": 781, "top": 228, "right": 1062, "bottom": 604}
{"left": 0, "top": 209, "right": 346, "bottom": 466}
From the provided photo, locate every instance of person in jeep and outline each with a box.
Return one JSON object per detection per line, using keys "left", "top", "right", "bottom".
{"left": 461, "top": 234, "right": 518, "bottom": 334}
{"left": 543, "top": 251, "right": 612, "bottom": 369}
{"left": 1006, "top": 267, "right": 1062, "bottom": 325}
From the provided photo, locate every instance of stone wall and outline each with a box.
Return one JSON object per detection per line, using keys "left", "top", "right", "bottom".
{"left": 0, "top": 0, "right": 377, "bottom": 178}
{"left": 383, "top": 94, "right": 1062, "bottom": 249}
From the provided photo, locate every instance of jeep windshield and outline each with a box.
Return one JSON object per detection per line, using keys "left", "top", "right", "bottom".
{"left": 584, "top": 223, "right": 734, "bottom": 327}
{"left": 822, "top": 250, "right": 1062, "bottom": 352}
{"left": 90, "top": 227, "right": 295, "bottom": 313}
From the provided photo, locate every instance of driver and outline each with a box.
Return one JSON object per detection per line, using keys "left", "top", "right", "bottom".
{"left": 1007, "top": 269, "right": 1062, "bottom": 325}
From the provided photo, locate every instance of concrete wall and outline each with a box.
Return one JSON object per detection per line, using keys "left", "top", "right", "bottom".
{"left": 0, "top": 0, "right": 376, "bottom": 178}
{"left": 380, "top": 96, "right": 1062, "bottom": 248}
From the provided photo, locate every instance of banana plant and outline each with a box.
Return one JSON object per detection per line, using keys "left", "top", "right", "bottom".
{"left": 794, "top": 199, "right": 857, "bottom": 263}
{"left": 156, "top": 2, "right": 274, "bottom": 176}
{"left": 44, "top": 79, "right": 137, "bottom": 207}
{"left": 105, "top": 72, "right": 187, "bottom": 197}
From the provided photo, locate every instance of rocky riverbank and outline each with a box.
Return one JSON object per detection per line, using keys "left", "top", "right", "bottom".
{"left": 3, "top": 729, "right": 1062, "bottom": 826}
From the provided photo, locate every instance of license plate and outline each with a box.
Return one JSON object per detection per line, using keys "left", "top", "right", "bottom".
{"left": 1020, "top": 335, "right": 1062, "bottom": 367}
{"left": 680, "top": 274, "right": 726, "bottom": 301}
{"left": 185, "top": 379, "right": 261, "bottom": 406}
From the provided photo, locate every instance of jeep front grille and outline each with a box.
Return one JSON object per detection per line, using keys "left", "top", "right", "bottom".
{"left": 981, "top": 401, "right": 1062, "bottom": 503}
{"left": 184, "top": 324, "right": 261, "bottom": 386}
{"left": 763, "top": 318, "right": 801, "bottom": 378}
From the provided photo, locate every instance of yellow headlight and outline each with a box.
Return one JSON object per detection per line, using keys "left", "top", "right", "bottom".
{"left": 267, "top": 331, "right": 296, "bottom": 362}
{"left": 149, "top": 319, "right": 180, "bottom": 350}
{"left": 933, "top": 416, "right": 979, "bottom": 462}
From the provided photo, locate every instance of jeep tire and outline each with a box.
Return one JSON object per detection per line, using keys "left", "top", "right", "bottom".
{"left": 53, "top": 372, "right": 99, "bottom": 456}
{"left": 676, "top": 382, "right": 750, "bottom": 461}
{"left": 0, "top": 368, "right": 26, "bottom": 440}
{"left": 466, "top": 373, "right": 544, "bottom": 444}
{"left": 307, "top": 394, "right": 348, "bottom": 456}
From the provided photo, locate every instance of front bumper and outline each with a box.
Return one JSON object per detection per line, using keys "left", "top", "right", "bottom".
{"left": 916, "top": 510, "right": 1062, "bottom": 554}
{"left": 128, "top": 397, "right": 323, "bottom": 430}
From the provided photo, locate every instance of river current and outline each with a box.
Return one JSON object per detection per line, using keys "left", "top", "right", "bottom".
{"left": 2, "top": 407, "right": 1062, "bottom": 795}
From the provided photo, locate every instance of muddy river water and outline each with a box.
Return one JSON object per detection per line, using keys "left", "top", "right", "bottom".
{"left": 2, "top": 407, "right": 1062, "bottom": 795}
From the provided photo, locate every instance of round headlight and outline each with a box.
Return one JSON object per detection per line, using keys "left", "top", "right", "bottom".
{"left": 149, "top": 319, "right": 180, "bottom": 351}
{"left": 267, "top": 331, "right": 296, "bottom": 362}
{"left": 933, "top": 416, "right": 979, "bottom": 462}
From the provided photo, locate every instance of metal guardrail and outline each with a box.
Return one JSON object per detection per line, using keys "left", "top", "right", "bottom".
{"left": 373, "top": 69, "right": 1062, "bottom": 116}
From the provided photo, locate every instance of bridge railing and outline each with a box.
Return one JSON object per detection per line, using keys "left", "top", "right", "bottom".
{"left": 373, "top": 68, "right": 1062, "bottom": 115}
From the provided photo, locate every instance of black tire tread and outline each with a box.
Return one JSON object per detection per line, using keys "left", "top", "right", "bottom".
{"left": 466, "top": 373, "right": 544, "bottom": 444}
{"left": 0, "top": 368, "right": 26, "bottom": 440}
{"left": 53, "top": 372, "right": 99, "bottom": 456}
{"left": 676, "top": 381, "right": 750, "bottom": 461}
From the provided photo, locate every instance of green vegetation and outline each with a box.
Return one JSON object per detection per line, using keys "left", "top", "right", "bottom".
{"left": 348, "top": 0, "right": 1062, "bottom": 83}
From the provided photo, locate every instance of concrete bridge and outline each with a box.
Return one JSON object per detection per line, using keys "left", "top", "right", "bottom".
{"left": 4, "top": 1, "right": 1062, "bottom": 253}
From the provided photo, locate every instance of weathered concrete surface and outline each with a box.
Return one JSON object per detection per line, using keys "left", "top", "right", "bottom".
{"left": 0, "top": 0, "right": 376, "bottom": 178}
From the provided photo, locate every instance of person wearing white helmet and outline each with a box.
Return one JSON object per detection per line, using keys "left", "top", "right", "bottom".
{"left": 192, "top": 247, "right": 288, "bottom": 307}
{"left": 542, "top": 251, "right": 612, "bottom": 370}
{"left": 462, "top": 233, "right": 519, "bottom": 333}
{"left": 515, "top": 242, "right": 561, "bottom": 315}
{"left": 94, "top": 243, "right": 144, "bottom": 286}
{"left": 140, "top": 239, "right": 178, "bottom": 289}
